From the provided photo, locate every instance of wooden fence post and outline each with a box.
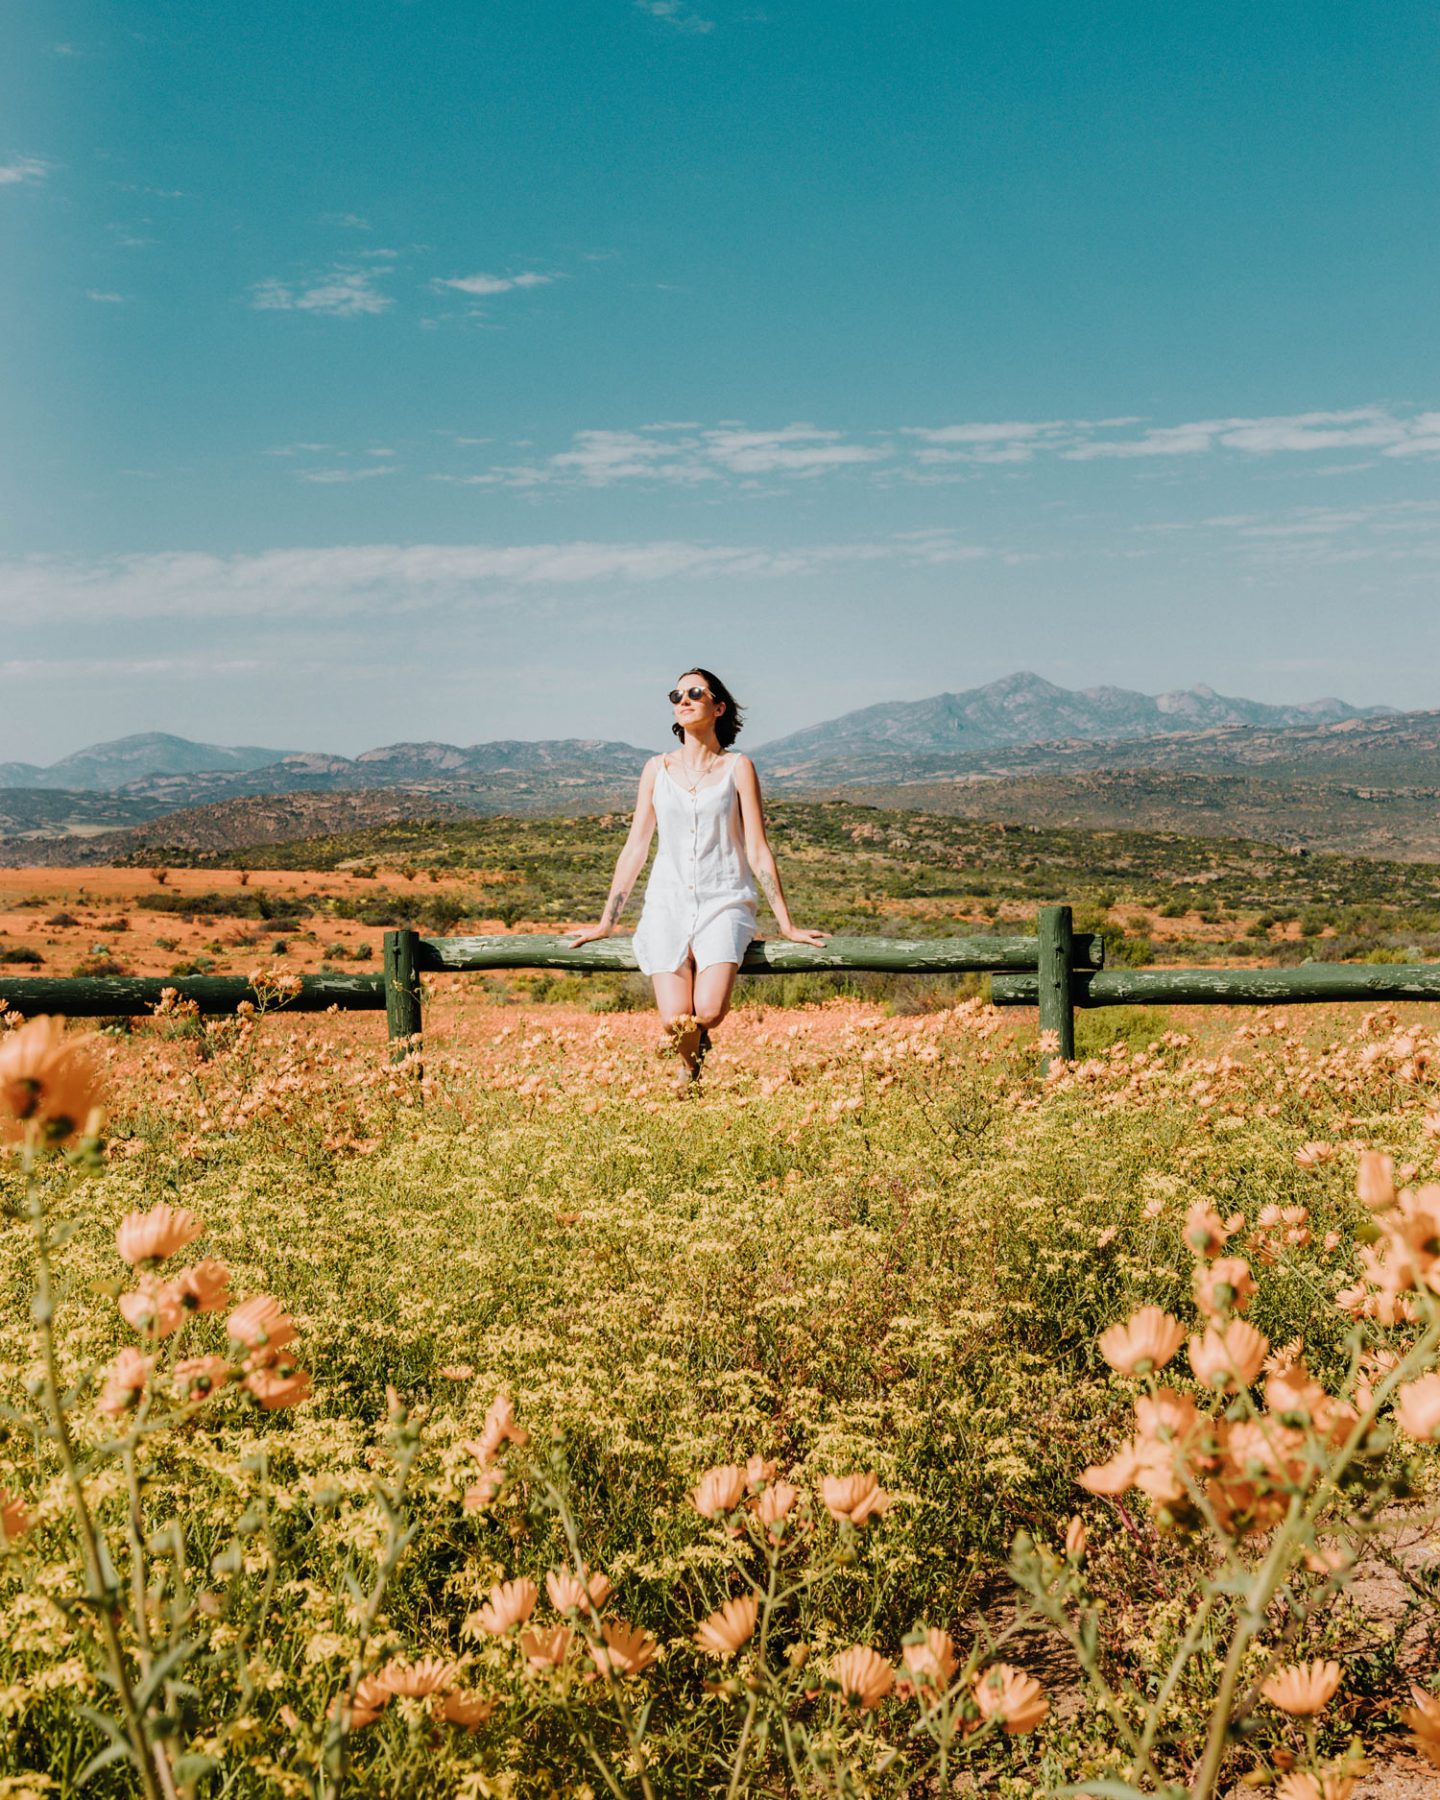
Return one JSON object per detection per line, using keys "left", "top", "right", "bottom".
{"left": 1036, "top": 905, "right": 1075, "bottom": 1070}
{"left": 383, "top": 929, "right": 423, "bottom": 1063}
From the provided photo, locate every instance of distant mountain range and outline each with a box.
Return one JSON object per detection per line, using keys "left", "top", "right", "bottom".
{"left": 753, "top": 672, "right": 1391, "bottom": 768}
{"left": 2, "top": 676, "right": 1437, "bottom": 865}
{"left": 0, "top": 676, "right": 1397, "bottom": 797}
{"left": 0, "top": 732, "right": 299, "bottom": 792}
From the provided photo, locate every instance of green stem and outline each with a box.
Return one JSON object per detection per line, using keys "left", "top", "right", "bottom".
{"left": 27, "top": 1147, "right": 167, "bottom": 1800}
{"left": 323, "top": 1427, "right": 421, "bottom": 1800}
{"left": 726, "top": 1546, "right": 780, "bottom": 1800}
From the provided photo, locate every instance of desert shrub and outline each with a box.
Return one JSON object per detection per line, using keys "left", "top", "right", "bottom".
{"left": 0, "top": 945, "right": 43, "bottom": 965}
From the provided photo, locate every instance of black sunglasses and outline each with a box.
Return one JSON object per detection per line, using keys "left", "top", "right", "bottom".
{"left": 667, "top": 686, "right": 711, "bottom": 704}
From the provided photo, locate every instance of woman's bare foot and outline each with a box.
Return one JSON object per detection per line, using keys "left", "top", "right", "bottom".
{"left": 657, "top": 1013, "right": 702, "bottom": 1075}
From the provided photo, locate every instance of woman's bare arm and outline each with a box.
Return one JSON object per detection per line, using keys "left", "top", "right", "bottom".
{"left": 733, "top": 756, "right": 827, "bottom": 946}
{"left": 569, "top": 759, "right": 659, "bottom": 944}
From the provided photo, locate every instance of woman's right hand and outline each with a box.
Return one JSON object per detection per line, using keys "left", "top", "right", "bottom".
{"left": 567, "top": 922, "right": 614, "bottom": 947}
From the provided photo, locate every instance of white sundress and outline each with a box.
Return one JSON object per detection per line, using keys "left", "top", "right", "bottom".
{"left": 631, "top": 752, "right": 760, "bottom": 977}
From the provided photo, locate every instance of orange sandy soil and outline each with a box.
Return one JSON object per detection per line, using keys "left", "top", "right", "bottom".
{"left": 0, "top": 866, "right": 517, "bottom": 981}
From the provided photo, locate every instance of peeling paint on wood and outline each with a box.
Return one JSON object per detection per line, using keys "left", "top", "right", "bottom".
{"left": 414, "top": 932, "right": 1105, "bottom": 975}
{"left": 0, "top": 975, "right": 386, "bottom": 1016}
{"left": 991, "top": 964, "right": 1440, "bottom": 1009}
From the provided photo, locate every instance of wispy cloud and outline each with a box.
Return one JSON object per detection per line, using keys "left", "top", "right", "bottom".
{"left": 84, "top": 290, "right": 129, "bottom": 304}
{"left": 468, "top": 422, "right": 891, "bottom": 487}
{"left": 636, "top": 0, "right": 715, "bottom": 33}
{"left": 1058, "top": 407, "right": 1430, "bottom": 461}
{"left": 1134, "top": 499, "right": 1440, "bottom": 569}
{"left": 434, "top": 271, "right": 556, "bottom": 295}
{"left": 250, "top": 264, "right": 393, "bottom": 317}
{"left": 0, "top": 157, "right": 52, "bottom": 187}
{"left": 296, "top": 466, "right": 398, "bottom": 485}
{"left": 0, "top": 533, "right": 988, "bottom": 623}
{"left": 462, "top": 406, "right": 1440, "bottom": 488}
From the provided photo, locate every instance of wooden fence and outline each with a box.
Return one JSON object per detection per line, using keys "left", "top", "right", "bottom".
{"left": 3, "top": 906, "right": 1440, "bottom": 1070}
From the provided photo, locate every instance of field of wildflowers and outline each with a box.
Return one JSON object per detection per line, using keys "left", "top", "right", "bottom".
{"left": 1, "top": 984, "right": 1439, "bottom": 1797}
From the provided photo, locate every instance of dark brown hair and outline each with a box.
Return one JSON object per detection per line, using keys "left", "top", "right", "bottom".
{"left": 671, "top": 668, "right": 745, "bottom": 748}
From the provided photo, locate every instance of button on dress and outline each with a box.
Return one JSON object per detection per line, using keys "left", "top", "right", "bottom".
{"left": 632, "top": 753, "right": 760, "bottom": 976}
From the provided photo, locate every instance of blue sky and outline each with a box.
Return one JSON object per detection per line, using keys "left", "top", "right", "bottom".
{"left": 4, "top": 0, "right": 1438, "bottom": 762}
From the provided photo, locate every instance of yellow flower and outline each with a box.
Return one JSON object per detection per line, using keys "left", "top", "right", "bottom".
{"left": 694, "top": 1596, "right": 758, "bottom": 1658}
{"left": 1261, "top": 1659, "right": 1341, "bottom": 1715}
{"left": 1098, "top": 1305, "right": 1186, "bottom": 1375}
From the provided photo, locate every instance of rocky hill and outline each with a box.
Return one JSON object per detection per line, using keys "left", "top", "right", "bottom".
{"left": 752, "top": 671, "right": 1390, "bottom": 766}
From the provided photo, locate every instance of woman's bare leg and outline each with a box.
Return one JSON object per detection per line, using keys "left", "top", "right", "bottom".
{"left": 693, "top": 961, "right": 740, "bottom": 1034}
{"left": 652, "top": 963, "right": 701, "bottom": 1071}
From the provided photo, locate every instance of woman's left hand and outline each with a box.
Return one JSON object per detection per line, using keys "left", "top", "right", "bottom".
{"left": 781, "top": 926, "right": 829, "bottom": 947}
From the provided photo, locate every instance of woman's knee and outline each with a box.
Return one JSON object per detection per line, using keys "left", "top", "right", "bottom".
{"left": 695, "top": 998, "right": 730, "bottom": 1030}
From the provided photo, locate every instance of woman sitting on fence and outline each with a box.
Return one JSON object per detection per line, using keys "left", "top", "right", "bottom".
{"left": 569, "top": 669, "right": 826, "bottom": 1086}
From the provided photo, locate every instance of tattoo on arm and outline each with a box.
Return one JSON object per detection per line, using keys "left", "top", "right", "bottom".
{"left": 757, "top": 868, "right": 783, "bottom": 917}
{"left": 603, "top": 887, "right": 630, "bottom": 927}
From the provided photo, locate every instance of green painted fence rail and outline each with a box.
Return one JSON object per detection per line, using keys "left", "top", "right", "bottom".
{"left": 5, "top": 904, "right": 1440, "bottom": 1076}
{"left": 409, "top": 930, "right": 1107, "bottom": 976}
{"left": 992, "top": 963, "right": 1440, "bottom": 1009}
{"left": 381, "top": 916, "right": 1102, "bottom": 1061}
{"left": 0, "top": 975, "right": 386, "bottom": 1016}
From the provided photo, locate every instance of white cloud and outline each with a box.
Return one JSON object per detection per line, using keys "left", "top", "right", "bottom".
{"left": 435, "top": 271, "right": 556, "bottom": 295}
{"left": 250, "top": 265, "right": 392, "bottom": 317}
{"left": 84, "top": 290, "right": 128, "bottom": 304}
{"left": 0, "top": 533, "right": 988, "bottom": 623}
{"left": 904, "top": 420, "right": 1067, "bottom": 445}
{"left": 0, "top": 157, "right": 52, "bottom": 187}
{"left": 461, "top": 407, "right": 1439, "bottom": 490}
{"left": 636, "top": 0, "right": 715, "bottom": 32}
{"left": 296, "top": 466, "right": 398, "bottom": 485}
{"left": 1060, "top": 407, "right": 1421, "bottom": 461}
{"left": 703, "top": 426, "right": 890, "bottom": 476}
{"left": 473, "top": 422, "right": 891, "bottom": 487}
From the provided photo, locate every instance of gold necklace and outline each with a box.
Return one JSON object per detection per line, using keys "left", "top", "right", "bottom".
{"left": 675, "top": 750, "right": 721, "bottom": 794}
